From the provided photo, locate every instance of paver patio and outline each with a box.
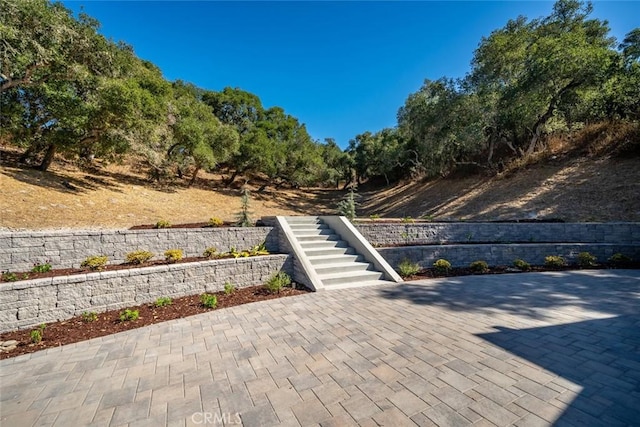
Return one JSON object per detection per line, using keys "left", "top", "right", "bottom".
{"left": 1, "top": 270, "right": 639, "bottom": 426}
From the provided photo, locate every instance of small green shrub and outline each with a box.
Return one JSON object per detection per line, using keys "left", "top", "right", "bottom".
{"left": 577, "top": 252, "right": 598, "bottom": 268}
{"left": 31, "top": 262, "right": 52, "bottom": 273}
{"left": 236, "top": 187, "right": 253, "bottom": 227}
{"left": 81, "top": 255, "right": 108, "bottom": 271}
{"left": 544, "top": 255, "right": 566, "bottom": 268}
{"left": 164, "top": 249, "right": 183, "bottom": 263}
{"left": 203, "top": 247, "right": 218, "bottom": 259}
{"left": 401, "top": 216, "right": 415, "bottom": 224}
{"left": 30, "top": 324, "right": 46, "bottom": 343}
{"left": 208, "top": 217, "right": 224, "bottom": 227}
{"left": 81, "top": 311, "right": 98, "bottom": 322}
{"left": 224, "top": 282, "right": 236, "bottom": 295}
{"left": 470, "top": 260, "right": 489, "bottom": 273}
{"left": 369, "top": 214, "right": 380, "bottom": 221}
{"left": 2, "top": 271, "right": 18, "bottom": 282}
{"left": 126, "top": 250, "right": 154, "bottom": 264}
{"left": 154, "top": 297, "right": 172, "bottom": 307}
{"left": 433, "top": 259, "right": 452, "bottom": 274}
{"left": 513, "top": 259, "right": 531, "bottom": 271}
{"left": 337, "top": 188, "right": 357, "bottom": 220}
{"left": 201, "top": 293, "right": 218, "bottom": 309}
{"left": 119, "top": 309, "right": 139, "bottom": 322}
{"left": 249, "top": 241, "right": 269, "bottom": 256}
{"left": 155, "top": 219, "right": 171, "bottom": 229}
{"left": 265, "top": 272, "right": 291, "bottom": 293}
{"left": 397, "top": 259, "right": 420, "bottom": 278}
{"left": 608, "top": 253, "right": 632, "bottom": 266}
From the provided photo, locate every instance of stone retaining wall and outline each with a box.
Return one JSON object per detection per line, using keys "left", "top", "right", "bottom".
{"left": 0, "top": 227, "right": 277, "bottom": 272}
{"left": 356, "top": 222, "right": 640, "bottom": 247}
{"left": 0, "top": 255, "right": 292, "bottom": 333}
{"left": 378, "top": 243, "right": 640, "bottom": 269}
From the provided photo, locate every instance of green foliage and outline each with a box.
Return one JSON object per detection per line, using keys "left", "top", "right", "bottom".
{"left": 154, "top": 297, "right": 173, "bottom": 307}
{"left": 223, "top": 282, "right": 236, "bottom": 295}
{"left": 401, "top": 216, "right": 415, "bottom": 224}
{"left": 81, "top": 311, "right": 98, "bottom": 322}
{"left": 125, "top": 250, "right": 154, "bottom": 264}
{"left": 164, "top": 249, "right": 183, "bottom": 263}
{"left": 608, "top": 253, "right": 632, "bottom": 266}
{"left": 469, "top": 260, "right": 489, "bottom": 273}
{"left": 200, "top": 293, "right": 218, "bottom": 309}
{"left": 155, "top": 219, "right": 171, "bottom": 229}
{"left": 337, "top": 188, "right": 357, "bottom": 220}
{"left": 203, "top": 247, "right": 218, "bottom": 259}
{"left": 513, "top": 259, "right": 531, "bottom": 271}
{"left": 249, "top": 242, "right": 270, "bottom": 256}
{"left": 577, "top": 252, "right": 598, "bottom": 268}
{"left": 433, "top": 259, "right": 452, "bottom": 274}
{"left": 208, "top": 217, "right": 224, "bottom": 227}
{"left": 397, "top": 259, "right": 421, "bottom": 278}
{"left": 119, "top": 309, "right": 139, "bottom": 322}
{"left": 81, "top": 255, "right": 108, "bottom": 271}
{"left": 31, "top": 262, "right": 52, "bottom": 273}
{"left": 265, "top": 272, "right": 291, "bottom": 294}
{"left": 369, "top": 214, "right": 381, "bottom": 221}
{"left": 30, "top": 324, "right": 46, "bottom": 343}
{"left": 544, "top": 255, "right": 567, "bottom": 268}
{"left": 236, "top": 187, "right": 253, "bottom": 227}
{"left": 2, "top": 271, "right": 18, "bottom": 282}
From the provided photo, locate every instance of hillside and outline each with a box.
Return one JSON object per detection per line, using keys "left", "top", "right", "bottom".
{"left": 1, "top": 123, "right": 639, "bottom": 230}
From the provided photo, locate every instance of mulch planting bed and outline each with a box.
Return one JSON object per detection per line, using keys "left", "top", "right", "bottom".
{"left": 0, "top": 284, "right": 310, "bottom": 360}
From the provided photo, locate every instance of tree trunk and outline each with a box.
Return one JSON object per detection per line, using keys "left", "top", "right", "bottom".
{"left": 38, "top": 143, "right": 57, "bottom": 171}
{"left": 224, "top": 170, "right": 240, "bottom": 187}
{"left": 188, "top": 166, "right": 201, "bottom": 187}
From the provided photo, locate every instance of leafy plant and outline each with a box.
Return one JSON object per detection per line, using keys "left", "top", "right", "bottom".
{"left": 236, "top": 187, "right": 253, "bottom": 227}
{"left": 401, "top": 216, "right": 415, "bottom": 223}
{"left": 164, "top": 249, "right": 183, "bottom": 263}
{"left": 81, "top": 255, "right": 108, "bottom": 271}
{"left": 265, "top": 272, "right": 291, "bottom": 293}
{"left": 126, "top": 250, "right": 154, "bottom": 264}
{"left": 433, "top": 259, "right": 452, "bottom": 274}
{"left": 208, "top": 217, "right": 224, "bottom": 227}
{"left": 31, "top": 262, "right": 52, "bottom": 273}
{"left": 81, "top": 311, "right": 98, "bottom": 322}
{"left": 155, "top": 219, "right": 171, "bottom": 229}
{"left": 608, "top": 253, "right": 632, "bottom": 267}
{"left": 224, "top": 282, "right": 236, "bottom": 295}
{"left": 203, "top": 247, "right": 218, "bottom": 259}
{"left": 337, "top": 187, "right": 357, "bottom": 220}
{"left": 544, "top": 255, "right": 566, "bottom": 268}
{"left": 119, "top": 309, "right": 139, "bottom": 322}
{"left": 397, "top": 259, "right": 421, "bottom": 278}
{"left": 154, "top": 297, "right": 172, "bottom": 307}
{"left": 513, "top": 259, "right": 531, "bottom": 271}
{"left": 369, "top": 214, "right": 380, "bottom": 221}
{"left": 577, "top": 252, "right": 598, "bottom": 268}
{"left": 200, "top": 293, "right": 218, "bottom": 309}
{"left": 249, "top": 241, "right": 269, "bottom": 256}
{"left": 30, "top": 324, "right": 46, "bottom": 343}
{"left": 469, "top": 260, "right": 489, "bottom": 273}
{"left": 2, "top": 271, "right": 18, "bottom": 282}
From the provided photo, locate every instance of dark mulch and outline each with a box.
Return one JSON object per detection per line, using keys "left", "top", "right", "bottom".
{"left": 129, "top": 222, "right": 237, "bottom": 230}
{"left": 0, "top": 284, "right": 310, "bottom": 360}
{"left": 0, "top": 255, "right": 268, "bottom": 284}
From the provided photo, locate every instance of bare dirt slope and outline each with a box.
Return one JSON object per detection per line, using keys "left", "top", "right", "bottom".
{"left": 359, "top": 156, "right": 640, "bottom": 222}
{"left": 1, "top": 129, "right": 639, "bottom": 230}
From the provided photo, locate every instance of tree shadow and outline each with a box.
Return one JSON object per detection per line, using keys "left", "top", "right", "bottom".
{"left": 379, "top": 271, "right": 640, "bottom": 426}
{"left": 478, "top": 316, "right": 640, "bottom": 426}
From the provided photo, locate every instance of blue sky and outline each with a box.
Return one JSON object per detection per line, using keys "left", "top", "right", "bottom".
{"left": 62, "top": 1, "right": 639, "bottom": 148}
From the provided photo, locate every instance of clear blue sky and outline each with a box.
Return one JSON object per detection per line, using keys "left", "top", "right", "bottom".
{"left": 62, "top": 1, "right": 639, "bottom": 148}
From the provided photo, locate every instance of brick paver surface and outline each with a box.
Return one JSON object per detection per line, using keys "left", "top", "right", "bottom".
{"left": 1, "top": 270, "right": 639, "bottom": 426}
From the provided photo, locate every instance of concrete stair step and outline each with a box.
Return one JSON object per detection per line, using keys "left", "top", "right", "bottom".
{"left": 323, "top": 280, "right": 395, "bottom": 290}
{"left": 295, "top": 234, "right": 340, "bottom": 242}
{"left": 299, "top": 240, "right": 348, "bottom": 250}
{"left": 286, "top": 216, "right": 321, "bottom": 224}
{"left": 319, "top": 270, "right": 384, "bottom": 286}
{"left": 307, "top": 254, "right": 364, "bottom": 265}
{"left": 314, "top": 261, "right": 373, "bottom": 275}
{"left": 303, "top": 247, "right": 356, "bottom": 257}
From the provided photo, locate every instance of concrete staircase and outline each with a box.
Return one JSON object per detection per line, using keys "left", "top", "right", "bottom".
{"left": 284, "top": 216, "right": 396, "bottom": 290}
